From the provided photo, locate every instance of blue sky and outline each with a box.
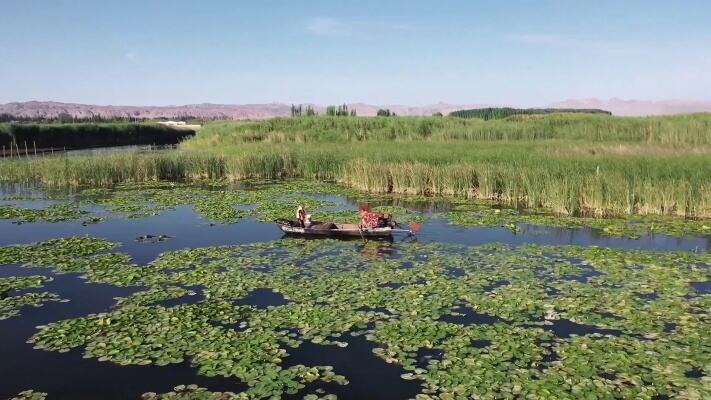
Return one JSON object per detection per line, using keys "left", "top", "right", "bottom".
{"left": 1, "top": 0, "right": 710, "bottom": 105}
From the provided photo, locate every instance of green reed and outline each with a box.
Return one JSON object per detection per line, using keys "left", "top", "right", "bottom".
{"left": 2, "top": 114, "right": 711, "bottom": 218}
{"left": 188, "top": 113, "right": 711, "bottom": 146}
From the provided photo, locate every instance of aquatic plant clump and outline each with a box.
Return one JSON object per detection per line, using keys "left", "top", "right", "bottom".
{"left": 142, "top": 384, "right": 246, "bottom": 400}
{"left": 18, "top": 238, "right": 711, "bottom": 399}
{"left": 140, "top": 384, "right": 338, "bottom": 400}
{"left": 9, "top": 390, "right": 47, "bottom": 400}
{"left": 0, "top": 237, "right": 162, "bottom": 286}
{"left": 2, "top": 180, "right": 711, "bottom": 240}
{"left": 76, "top": 181, "right": 431, "bottom": 228}
{"left": 0, "top": 203, "right": 87, "bottom": 224}
{"left": 442, "top": 201, "right": 711, "bottom": 238}
{"left": 0, "top": 275, "right": 63, "bottom": 320}
{"left": 76, "top": 181, "right": 368, "bottom": 224}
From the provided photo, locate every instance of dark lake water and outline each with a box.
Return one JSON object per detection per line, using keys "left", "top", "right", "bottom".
{"left": 1, "top": 186, "right": 709, "bottom": 399}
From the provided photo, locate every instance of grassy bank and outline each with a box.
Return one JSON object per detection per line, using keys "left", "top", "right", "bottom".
{"left": 1, "top": 114, "right": 711, "bottom": 218}
{"left": 0, "top": 122, "right": 194, "bottom": 151}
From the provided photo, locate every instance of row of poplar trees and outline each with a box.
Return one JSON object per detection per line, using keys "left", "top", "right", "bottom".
{"left": 290, "top": 104, "right": 356, "bottom": 117}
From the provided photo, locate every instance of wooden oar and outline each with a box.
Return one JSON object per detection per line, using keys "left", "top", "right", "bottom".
{"left": 390, "top": 228, "right": 415, "bottom": 235}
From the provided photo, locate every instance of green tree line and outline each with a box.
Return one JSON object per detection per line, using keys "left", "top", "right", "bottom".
{"left": 449, "top": 107, "right": 611, "bottom": 120}
{"left": 0, "top": 123, "right": 194, "bottom": 150}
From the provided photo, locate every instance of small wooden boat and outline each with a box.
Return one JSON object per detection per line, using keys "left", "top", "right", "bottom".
{"left": 275, "top": 219, "right": 404, "bottom": 238}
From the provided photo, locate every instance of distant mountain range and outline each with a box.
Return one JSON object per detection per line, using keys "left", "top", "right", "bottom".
{"left": 1, "top": 99, "right": 710, "bottom": 119}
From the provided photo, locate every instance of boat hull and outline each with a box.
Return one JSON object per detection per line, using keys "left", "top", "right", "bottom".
{"left": 276, "top": 221, "right": 393, "bottom": 238}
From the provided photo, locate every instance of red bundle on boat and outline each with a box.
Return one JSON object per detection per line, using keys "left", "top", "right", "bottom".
{"left": 359, "top": 207, "right": 384, "bottom": 228}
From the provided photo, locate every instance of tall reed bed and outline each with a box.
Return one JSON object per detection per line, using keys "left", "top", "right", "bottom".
{"left": 0, "top": 151, "right": 226, "bottom": 186}
{"left": 2, "top": 140, "right": 710, "bottom": 218}
{"left": 339, "top": 156, "right": 711, "bottom": 217}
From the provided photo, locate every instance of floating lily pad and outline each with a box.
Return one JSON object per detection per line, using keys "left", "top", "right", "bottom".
{"left": 13, "top": 237, "right": 707, "bottom": 398}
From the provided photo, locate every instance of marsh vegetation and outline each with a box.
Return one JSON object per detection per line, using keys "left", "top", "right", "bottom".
{"left": 0, "top": 181, "right": 710, "bottom": 399}
{"left": 1, "top": 114, "right": 710, "bottom": 399}
{"left": 3, "top": 113, "right": 711, "bottom": 218}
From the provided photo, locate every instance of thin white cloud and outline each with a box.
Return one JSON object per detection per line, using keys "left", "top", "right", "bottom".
{"left": 305, "top": 17, "right": 414, "bottom": 39}
{"left": 514, "top": 33, "right": 630, "bottom": 54}
{"left": 306, "top": 17, "right": 349, "bottom": 37}
{"left": 516, "top": 33, "right": 570, "bottom": 45}
{"left": 125, "top": 51, "right": 137, "bottom": 60}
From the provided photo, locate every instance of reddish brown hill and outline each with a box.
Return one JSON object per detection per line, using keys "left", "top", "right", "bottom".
{"left": 0, "top": 101, "right": 291, "bottom": 120}
{"left": 0, "top": 101, "right": 490, "bottom": 119}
